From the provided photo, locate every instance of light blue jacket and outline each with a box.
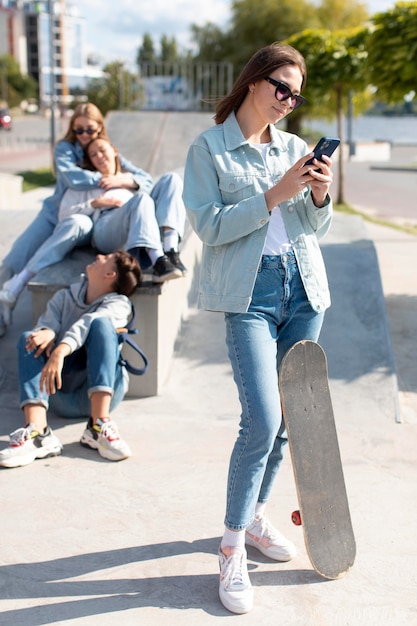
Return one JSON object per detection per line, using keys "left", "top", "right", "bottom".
{"left": 183, "top": 112, "right": 333, "bottom": 314}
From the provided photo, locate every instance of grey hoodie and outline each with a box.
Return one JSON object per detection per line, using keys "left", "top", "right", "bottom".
{"left": 34, "top": 275, "right": 132, "bottom": 354}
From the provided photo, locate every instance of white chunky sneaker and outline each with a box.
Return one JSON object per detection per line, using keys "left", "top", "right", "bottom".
{"left": 0, "top": 424, "right": 63, "bottom": 468}
{"left": 245, "top": 516, "right": 297, "bottom": 561}
{"left": 218, "top": 547, "right": 253, "bottom": 614}
{"left": 80, "top": 417, "right": 132, "bottom": 461}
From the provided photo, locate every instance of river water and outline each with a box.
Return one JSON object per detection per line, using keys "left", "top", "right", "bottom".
{"left": 303, "top": 115, "right": 417, "bottom": 145}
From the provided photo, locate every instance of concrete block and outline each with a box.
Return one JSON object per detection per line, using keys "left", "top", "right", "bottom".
{"left": 0, "top": 173, "right": 23, "bottom": 210}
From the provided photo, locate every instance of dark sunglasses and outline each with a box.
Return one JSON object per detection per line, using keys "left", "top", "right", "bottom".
{"left": 264, "top": 77, "right": 306, "bottom": 110}
{"left": 73, "top": 127, "right": 98, "bottom": 136}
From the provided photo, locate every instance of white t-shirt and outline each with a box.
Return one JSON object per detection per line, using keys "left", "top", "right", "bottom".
{"left": 58, "top": 186, "right": 133, "bottom": 223}
{"left": 251, "top": 142, "right": 292, "bottom": 256}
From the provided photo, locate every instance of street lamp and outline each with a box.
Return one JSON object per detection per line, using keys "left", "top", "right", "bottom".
{"left": 48, "top": 0, "right": 56, "bottom": 153}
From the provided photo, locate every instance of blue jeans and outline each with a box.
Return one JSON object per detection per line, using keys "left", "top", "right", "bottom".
{"left": 224, "top": 253, "right": 324, "bottom": 530}
{"left": 4, "top": 200, "right": 57, "bottom": 273}
{"left": 18, "top": 318, "right": 126, "bottom": 418}
{"left": 25, "top": 214, "right": 93, "bottom": 274}
{"left": 92, "top": 192, "right": 161, "bottom": 253}
{"left": 151, "top": 172, "right": 186, "bottom": 238}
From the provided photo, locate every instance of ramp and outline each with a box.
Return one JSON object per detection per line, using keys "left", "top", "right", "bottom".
{"left": 320, "top": 212, "right": 400, "bottom": 422}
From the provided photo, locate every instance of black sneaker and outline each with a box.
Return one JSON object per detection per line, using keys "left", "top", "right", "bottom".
{"left": 166, "top": 249, "right": 188, "bottom": 275}
{"left": 152, "top": 255, "right": 183, "bottom": 283}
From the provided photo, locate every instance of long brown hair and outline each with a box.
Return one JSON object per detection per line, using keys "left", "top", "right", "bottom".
{"left": 83, "top": 137, "right": 122, "bottom": 174}
{"left": 215, "top": 43, "right": 307, "bottom": 125}
{"left": 61, "top": 102, "right": 109, "bottom": 144}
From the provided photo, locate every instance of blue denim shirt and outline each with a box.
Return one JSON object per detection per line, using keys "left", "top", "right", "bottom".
{"left": 183, "top": 112, "right": 333, "bottom": 313}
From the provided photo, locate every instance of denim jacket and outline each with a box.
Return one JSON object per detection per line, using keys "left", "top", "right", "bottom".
{"left": 183, "top": 112, "right": 333, "bottom": 313}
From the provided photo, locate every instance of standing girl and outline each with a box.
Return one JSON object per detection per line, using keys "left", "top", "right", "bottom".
{"left": 183, "top": 43, "right": 334, "bottom": 614}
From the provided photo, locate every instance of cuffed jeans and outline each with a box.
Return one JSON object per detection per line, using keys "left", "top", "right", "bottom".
{"left": 18, "top": 318, "right": 126, "bottom": 418}
{"left": 92, "top": 192, "right": 161, "bottom": 253}
{"left": 223, "top": 252, "right": 325, "bottom": 530}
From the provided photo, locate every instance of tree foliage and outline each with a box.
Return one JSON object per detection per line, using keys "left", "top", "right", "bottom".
{"left": 286, "top": 27, "right": 369, "bottom": 202}
{"left": 0, "top": 55, "right": 37, "bottom": 107}
{"left": 85, "top": 62, "right": 136, "bottom": 115}
{"left": 366, "top": 1, "right": 417, "bottom": 103}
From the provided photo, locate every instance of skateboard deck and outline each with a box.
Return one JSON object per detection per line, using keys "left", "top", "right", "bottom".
{"left": 279, "top": 340, "right": 356, "bottom": 579}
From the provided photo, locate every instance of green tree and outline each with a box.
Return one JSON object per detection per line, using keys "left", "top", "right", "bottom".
{"left": 86, "top": 62, "right": 136, "bottom": 115}
{"left": 137, "top": 34, "right": 157, "bottom": 66}
{"left": 316, "top": 0, "right": 369, "bottom": 29}
{"left": 366, "top": 1, "right": 417, "bottom": 104}
{"left": 0, "top": 55, "right": 37, "bottom": 107}
{"left": 190, "top": 23, "right": 232, "bottom": 62}
{"left": 228, "top": 0, "right": 319, "bottom": 72}
{"left": 287, "top": 27, "right": 369, "bottom": 203}
{"left": 160, "top": 36, "right": 179, "bottom": 63}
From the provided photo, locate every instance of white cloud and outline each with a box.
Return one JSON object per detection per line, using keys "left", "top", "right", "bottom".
{"left": 76, "top": 0, "right": 231, "bottom": 67}
{"left": 78, "top": 0, "right": 398, "bottom": 68}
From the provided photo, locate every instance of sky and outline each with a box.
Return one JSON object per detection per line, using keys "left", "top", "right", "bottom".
{"left": 76, "top": 0, "right": 399, "bottom": 69}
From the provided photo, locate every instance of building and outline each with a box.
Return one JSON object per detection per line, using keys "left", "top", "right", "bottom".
{"left": 0, "top": 0, "right": 102, "bottom": 107}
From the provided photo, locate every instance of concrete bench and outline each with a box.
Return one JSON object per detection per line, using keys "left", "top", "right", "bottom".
{"left": 27, "top": 229, "right": 202, "bottom": 398}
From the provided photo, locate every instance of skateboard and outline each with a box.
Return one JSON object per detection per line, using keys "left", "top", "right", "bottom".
{"left": 279, "top": 340, "right": 356, "bottom": 580}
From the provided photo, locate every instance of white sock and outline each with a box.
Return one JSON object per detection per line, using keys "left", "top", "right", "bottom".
{"left": 3, "top": 268, "right": 34, "bottom": 297}
{"left": 255, "top": 502, "right": 267, "bottom": 520}
{"left": 146, "top": 248, "right": 164, "bottom": 266}
{"left": 163, "top": 229, "right": 178, "bottom": 252}
{"left": 221, "top": 527, "right": 245, "bottom": 551}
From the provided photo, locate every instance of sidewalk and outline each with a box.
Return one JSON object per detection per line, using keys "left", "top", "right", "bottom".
{"left": 0, "top": 136, "right": 416, "bottom": 623}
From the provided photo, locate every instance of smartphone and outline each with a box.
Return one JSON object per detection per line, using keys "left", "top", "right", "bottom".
{"left": 304, "top": 137, "right": 340, "bottom": 171}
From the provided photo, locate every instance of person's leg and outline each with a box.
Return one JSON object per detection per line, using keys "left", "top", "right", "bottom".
{"left": 245, "top": 254, "right": 324, "bottom": 558}
{"left": 219, "top": 254, "right": 306, "bottom": 614}
{"left": 93, "top": 194, "right": 182, "bottom": 283}
{"left": 0, "top": 215, "right": 93, "bottom": 312}
{"left": 3, "top": 201, "right": 57, "bottom": 274}
{"left": 151, "top": 172, "right": 186, "bottom": 238}
{"left": 151, "top": 172, "right": 187, "bottom": 273}
{"left": 93, "top": 193, "right": 161, "bottom": 252}
{"left": 48, "top": 318, "right": 131, "bottom": 462}
{"left": 0, "top": 332, "right": 63, "bottom": 468}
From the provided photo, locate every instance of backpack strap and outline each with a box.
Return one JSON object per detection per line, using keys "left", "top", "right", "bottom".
{"left": 116, "top": 305, "right": 149, "bottom": 376}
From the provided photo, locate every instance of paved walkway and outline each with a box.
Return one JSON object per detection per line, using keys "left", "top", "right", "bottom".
{"left": 0, "top": 115, "right": 416, "bottom": 625}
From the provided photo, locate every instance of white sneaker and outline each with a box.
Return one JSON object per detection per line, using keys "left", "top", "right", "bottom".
{"left": 218, "top": 547, "right": 253, "bottom": 614}
{"left": 0, "top": 424, "right": 63, "bottom": 468}
{"left": 246, "top": 516, "right": 297, "bottom": 561}
{"left": 80, "top": 417, "right": 132, "bottom": 461}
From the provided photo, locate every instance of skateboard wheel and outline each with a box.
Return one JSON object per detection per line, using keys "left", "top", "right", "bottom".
{"left": 292, "top": 510, "right": 302, "bottom": 526}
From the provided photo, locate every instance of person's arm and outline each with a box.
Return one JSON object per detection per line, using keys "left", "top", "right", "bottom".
{"left": 118, "top": 153, "right": 154, "bottom": 194}
{"left": 60, "top": 295, "right": 132, "bottom": 354}
{"left": 54, "top": 140, "right": 102, "bottom": 191}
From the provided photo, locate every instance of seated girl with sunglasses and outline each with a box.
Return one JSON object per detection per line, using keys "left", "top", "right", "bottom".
{"left": 0, "top": 102, "right": 187, "bottom": 336}
{"left": 0, "top": 136, "right": 183, "bottom": 328}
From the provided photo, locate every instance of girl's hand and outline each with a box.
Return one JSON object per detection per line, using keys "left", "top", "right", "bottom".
{"left": 306, "top": 155, "right": 333, "bottom": 207}
{"left": 39, "top": 343, "right": 71, "bottom": 395}
{"left": 91, "top": 195, "right": 123, "bottom": 209}
{"left": 26, "top": 329, "right": 56, "bottom": 359}
{"left": 99, "top": 173, "right": 138, "bottom": 190}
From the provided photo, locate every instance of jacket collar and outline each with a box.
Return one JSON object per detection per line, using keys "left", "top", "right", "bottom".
{"left": 223, "top": 111, "right": 289, "bottom": 155}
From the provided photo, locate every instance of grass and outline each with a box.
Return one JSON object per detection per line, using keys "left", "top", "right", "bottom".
{"left": 18, "top": 168, "right": 55, "bottom": 192}
{"left": 335, "top": 203, "right": 417, "bottom": 237}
